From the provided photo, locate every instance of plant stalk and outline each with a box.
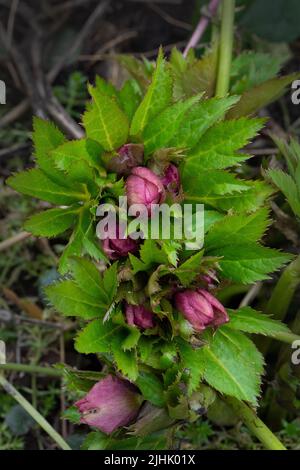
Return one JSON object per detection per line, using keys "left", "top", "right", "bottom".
{"left": 0, "top": 362, "right": 63, "bottom": 377}
{"left": 216, "top": 0, "right": 235, "bottom": 97}
{"left": 183, "top": 0, "right": 221, "bottom": 57}
{"left": 0, "top": 372, "right": 71, "bottom": 450}
{"left": 269, "top": 331, "right": 300, "bottom": 345}
{"left": 266, "top": 255, "right": 300, "bottom": 322}
{"left": 224, "top": 397, "right": 286, "bottom": 450}
{"left": 259, "top": 255, "right": 300, "bottom": 355}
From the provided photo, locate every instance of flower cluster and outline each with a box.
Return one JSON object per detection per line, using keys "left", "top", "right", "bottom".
{"left": 76, "top": 147, "right": 229, "bottom": 434}
{"left": 7, "top": 46, "right": 294, "bottom": 450}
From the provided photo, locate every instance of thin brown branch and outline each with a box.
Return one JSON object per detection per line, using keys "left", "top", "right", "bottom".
{"left": 79, "top": 30, "right": 138, "bottom": 64}
{"left": 46, "top": 91, "right": 85, "bottom": 139}
{"left": 183, "top": 0, "right": 220, "bottom": 57}
{"left": 6, "top": 0, "right": 19, "bottom": 47}
{"left": 0, "top": 99, "right": 29, "bottom": 128}
{"left": 0, "top": 231, "right": 31, "bottom": 252}
{"left": 0, "top": 143, "right": 30, "bottom": 159}
{"left": 147, "top": 3, "right": 192, "bottom": 31}
{"left": 47, "top": 0, "right": 110, "bottom": 83}
{"left": 239, "top": 282, "right": 262, "bottom": 308}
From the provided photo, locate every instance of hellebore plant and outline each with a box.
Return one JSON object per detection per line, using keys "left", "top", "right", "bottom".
{"left": 6, "top": 2, "right": 300, "bottom": 451}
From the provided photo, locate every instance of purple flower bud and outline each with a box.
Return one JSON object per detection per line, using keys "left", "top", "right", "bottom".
{"left": 75, "top": 375, "right": 142, "bottom": 434}
{"left": 106, "top": 144, "right": 144, "bottom": 175}
{"left": 126, "top": 167, "right": 166, "bottom": 214}
{"left": 102, "top": 224, "right": 139, "bottom": 260}
{"left": 175, "top": 289, "right": 229, "bottom": 332}
{"left": 197, "top": 289, "right": 229, "bottom": 327}
{"left": 161, "top": 164, "right": 180, "bottom": 196}
{"left": 125, "top": 304, "right": 155, "bottom": 329}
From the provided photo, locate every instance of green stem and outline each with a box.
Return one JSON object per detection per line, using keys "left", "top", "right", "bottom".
{"left": 0, "top": 373, "right": 71, "bottom": 450}
{"left": 224, "top": 397, "right": 286, "bottom": 450}
{"left": 0, "top": 363, "right": 62, "bottom": 377}
{"left": 259, "top": 255, "right": 300, "bottom": 355}
{"left": 216, "top": 0, "right": 235, "bottom": 97}
{"left": 270, "top": 331, "right": 300, "bottom": 345}
{"left": 266, "top": 255, "right": 300, "bottom": 322}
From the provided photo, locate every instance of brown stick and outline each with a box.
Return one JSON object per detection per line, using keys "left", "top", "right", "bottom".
{"left": 0, "top": 99, "right": 29, "bottom": 128}
{"left": 47, "top": 0, "right": 110, "bottom": 83}
{"left": 0, "top": 231, "right": 31, "bottom": 252}
{"left": 183, "top": 0, "right": 221, "bottom": 57}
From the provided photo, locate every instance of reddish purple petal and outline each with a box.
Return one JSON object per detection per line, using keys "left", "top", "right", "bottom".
{"left": 75, "top": 375, "right": 141, "bottom": 434}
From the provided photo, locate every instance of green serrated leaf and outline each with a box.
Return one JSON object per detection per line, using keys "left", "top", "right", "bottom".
{"left": 58, "top": 206, "right": 94, "bottom": 274}
{"left": 136, "top": 372, "right": 165, "bottom": 407}
{"left": 51, "top": 138, "right": 103, "bottom": 172}
{"left": 169, "top": 96, "right": 239, "bottom": 150}
{"left": 183, "top": 169, "right": 250, "bottom": 205}
{"left": 82, "top": 430, "right": 167, "bottom": 450}
{"left": 130, "top": 49, "right": 172, "bottom": 136}
{"left": 215, "top": 180, "right": 274, "bottom": 213}
{"left": 209, "top": 243, "right": 292, "bottom": 284}
{"left": 267, "top": 169, "right": 300, "bottom": 218}
{"left": 205, "top": 208, "right": 270, "bottom": 250}
{"left": 204, "top": 210, "right": 224, "bottom": 231}
{"left": 199, "top": 327, "right": 264, "bottom": 404}
{"left": 45, "top": 280, "right": 107, "bottom": 319}
{"left": 75, "top": 319, "right": 122, "bottom": 353}
{"left": 230, "top": 51, "right": 283, "bottom": 95}
{"left": 161, "top": 240, "right": 181, "bottom": 267}
{"left": 227, "top": 72, "right": 300, "bottom": 119}
{"left": 227, "top": 306, "right": 291, "bottom": 338}
{"left": 177, "top": 338, "right": 205, "bottom": 394}
{"left": 24, "top": 206, "right": 79, "bottom": 237}
{"left": 111, "top": 335, "right": 138, "bottom": 381}
{"left": 7, "top": 168, "right": 89, "bottom": 205}
{"left": 122, "top": 326, "right": 141, "bottom": 351}
{"left": 118, "top": 79, "right": 143, "bottom": 121}
{"left": 117, "top": 55, "right": 153, "bottom": 90}
{"left": 69, "top": 257, "right": 109, "bottom": 303}
{"left": 95, "top": 75, "right": 119, "bottom": 99}
{"left": 83, "top": 84, "right": 129, "bottom": 151}
{"left": 103, "top": 262, "right": 118, "bottom": 303}
{"left": 174, "top": 251, "right": 204, "bottom": 287}
{"left": 32, "top": 117, "right": 67, "bottom": 185}
{"left": 63, "top": 406, "right": 81, "bottom": 424}
{"left": 142, "top": 95, "right": 200, "bottom": 155}
{"left": 81, "top": 431, "right": 110, "bottom": 450}
{"left": 186, "top": 118, "right": 265, "bottom": 170}
{"left": 58, "top": 365, "right": 104, "bottom": 393}
{"left": 171, "top": 48, "right": 218, "bottom": 100}
{"left": 130, "top": 240, "right": 169, "bottom": 274}
{"left": 82, "top": 225, "right": 108, "bottom": 263}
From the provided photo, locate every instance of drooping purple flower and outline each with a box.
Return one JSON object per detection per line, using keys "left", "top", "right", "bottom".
{"left": 106, "top": 144, "right": 144, "bottom": 175}
{"left": 175, "top": 289, "right": 229, "bottom": 332}
{"left": 198, "top": 289, "right": 229, "bottom": 327}
{"left": 161, "top": 164, "right": 180, "bottom": 196}
{"left": 126, "top": 167, "right": 166, "bottom": 214}
{"left": 102, "top": 236, "right": 139, "bottom": 260}
{"left": 125, "top": 304, "right": 155, "bottom": 329}
{"left": 101, "top": 223, "right": 139, "bottom": 260}
{"left": 75, "top": 375, "right": 142, "bottom": 434}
